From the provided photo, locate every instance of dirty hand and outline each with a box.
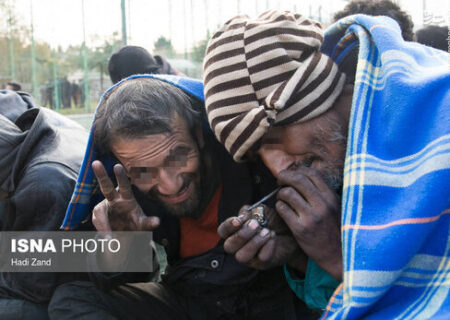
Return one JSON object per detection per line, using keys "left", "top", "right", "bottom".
{"left": 276, "top": 165, "right": 343, "bottom": 281}
{"left": 91, "top": 160, "right": 160, "bottom": 232}
{"left": 217, "top": 205, "right": 306, "bottom": 270}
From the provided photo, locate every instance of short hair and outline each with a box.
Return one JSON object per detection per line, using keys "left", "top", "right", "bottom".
{"left": 94, "top": 78, "right": 202, "bottom": 156}
{"left": 108, "top": 46, "right": 160, "bottom": 84}
{"left": 333, "top": 0, "right": 414, "bottom": 41}
{"left": 415, "top": 25, "right": 448, "bottom": 51}
{"left": 6, "top": 82, "right": 21, "bottom": 91}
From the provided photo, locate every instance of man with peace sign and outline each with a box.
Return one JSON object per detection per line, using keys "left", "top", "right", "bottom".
{"left": 49, "top": 76, "right": 313, "bottom": 320}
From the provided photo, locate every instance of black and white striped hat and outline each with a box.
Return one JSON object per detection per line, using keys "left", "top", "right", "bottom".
{"left": 203, "top": 10, "right": 346, "bottom": 162}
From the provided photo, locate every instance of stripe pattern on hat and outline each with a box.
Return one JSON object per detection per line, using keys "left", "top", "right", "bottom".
{"left": 204, "top": 10, "right": 346, "bottom": 162}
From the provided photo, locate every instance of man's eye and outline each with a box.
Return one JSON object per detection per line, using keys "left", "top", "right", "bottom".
{"left": 303, "top": 155, "right": 315, "bottom": 167}
{"left": 129, "top": 167, "right": 156, "bottom": 178}
{"left": 173, "top": 146, "right": 191, "bottom": 156}
{"left": 165, "top": 147, "right": 191, "bottom": 166}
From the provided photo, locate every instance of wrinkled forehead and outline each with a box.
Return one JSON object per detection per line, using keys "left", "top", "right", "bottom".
{"left": 110, "top": 123, "right": 197, "bottom": 173}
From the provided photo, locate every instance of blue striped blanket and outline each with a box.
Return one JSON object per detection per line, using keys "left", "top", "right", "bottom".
{"left": 319, "top": 15, "right": 450, "bottom": 319}
{"left": 60, "top": 74, "right": 204, "bottom": 230}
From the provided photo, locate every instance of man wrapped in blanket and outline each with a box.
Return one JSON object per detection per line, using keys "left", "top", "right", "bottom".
{"left": 203, "top": 10, "right": 450, "bottom": 319}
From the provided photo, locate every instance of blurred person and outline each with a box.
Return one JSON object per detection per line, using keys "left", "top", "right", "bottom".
{"left": 333, "top": 0, "right": 414, "bottom": 41}
{"left": 203, "top": 10, "right": 450, "bottom": 319}
{"left": 49, "top": 75, "right": 314, "bottom": 320}
{"left": 415, "top": 25, "right": 449, "bottom": 51}
{"left": 5, "top": 82, "right": 22, "bottom": 92}
{"left": 0, "top": 90, "right": 89, "bottom": 319}
{"left": 70, "top": 82, "right": 83, "bottom": 108}
{"left": 40, "top": 82, "right": 54, "bottom": 109}
{"left": 60, "top": 77, "right": 72, "bottom": 109}
{"left": 108, "top": 45, "right": 184, "bottom": 84}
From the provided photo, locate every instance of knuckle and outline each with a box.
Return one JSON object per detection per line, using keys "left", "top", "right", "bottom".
{"left": 278, "top": 188, "right": 289, "bottom": 199}
{"left": 278, "top": 169, "right": 288, "bottom": 181}
{"left": 316, "top": 201, "right": 334, "bottom": 216}
{"left": 102, "top": 186, "right": 113, "bottom": 194}
{"left": 223, "top": 217, "right": 234, "bottom": 227}
{"left": 324, "top": 201, "right": 336, "bottom": 212}
{"left": 235, "top": 250, "right": 252, "bottom": 264}
{"left": 91, "top": 212, "right": 103, "bottom": 229}
{"left": 252, "top": 235, "right": 266, "bottom": 248}
{"left": 239, "top": 223, "right": 252, "bottom": 235}
{"left": 292, "top": 171, "right": 306, "bottom": 181}
{"left": 217, "top": 223, "right": 230, "bottom": 238}
{"left": 240, "top": 205, "right": 250, "bottom": 213}
{"left": 311, "top": 212, "right": 324, "bottom": 225}
{"left": 276, "top": 200, "right": 288, "bottom": 212}
{"left": 301, "top": 217, "right": 316, "bottom": 232}
{"left": 92, "top": 204, "right": 104, "bottom": 217}
{"left": 258, "top": 254, "right": 270, "bottom": 263}
{"left": 301, "top": 165, "right": 318, "bottom": 176}
{"left": 281, "top": 187, "right": 296, "bottom": 199}
{"left": 327, "top": 201, "right": 340, "bottom": 213}
{"left": 223, "top": 239, "right": 237, "bottom": 254}
{"left": 92, "top": 219, "right": 100, "bottom": 230}
{"left": 98, "top": 177, "right": 108, "bottom": 187}
{"left": 258, "top": 249, "right": 272, "bottom": 262}
{"left": 236, "top": 229, "right": 251, "bottom": 242}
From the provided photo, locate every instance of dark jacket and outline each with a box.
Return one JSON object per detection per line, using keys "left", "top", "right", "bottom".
{"left": 0, "top": 90, "right": 34, "bottom": 123}
{"left": 89, "top": 127, "right": 299, "bottom": 315}
{"left": 0, "top": 93, "right": 88, "bottom": 303}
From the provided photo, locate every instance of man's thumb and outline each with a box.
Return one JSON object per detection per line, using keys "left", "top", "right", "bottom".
{"left": 141, "top": 216, "right": 160, "bottom": 231}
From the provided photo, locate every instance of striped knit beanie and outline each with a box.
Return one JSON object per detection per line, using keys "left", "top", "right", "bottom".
{"left": 203, "top": 10, "right": 346, "bottom": 162}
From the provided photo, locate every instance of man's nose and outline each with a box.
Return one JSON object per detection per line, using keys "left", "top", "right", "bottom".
{"left": 156, "top": 168, "right": 182, "bottom": 195}
{"left": 258, "top": 149, "right": 292, "bottom": 178}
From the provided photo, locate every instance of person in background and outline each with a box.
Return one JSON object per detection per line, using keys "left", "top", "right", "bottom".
{"left": 333, "top": 0, "right": 414, "bottom": 41}
{"left": 415, "top": 25, "right": 449, "bottom": 51}
{"left": 5, "top": 82, "right": 22, "bottom": 92}
{"left": 108, "top": 45, "right": 185, "bottom": 84}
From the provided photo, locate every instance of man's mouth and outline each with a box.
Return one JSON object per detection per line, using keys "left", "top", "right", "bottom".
{"left": 158, "top": 180, "right": 193, "bottom": 204}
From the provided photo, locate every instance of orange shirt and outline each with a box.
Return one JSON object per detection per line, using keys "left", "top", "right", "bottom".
{"left": 179, "top": 183, "right": 222, "bottom": 258}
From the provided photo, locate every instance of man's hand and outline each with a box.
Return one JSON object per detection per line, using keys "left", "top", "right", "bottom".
{"left": 217, "top": 205, "right": 306, "bottom": 271}
{"left": 276, "top": 166, "right": 343, "bottom": 281}
{"left": 91, "top": 160, "right": 160, "bottom": 232}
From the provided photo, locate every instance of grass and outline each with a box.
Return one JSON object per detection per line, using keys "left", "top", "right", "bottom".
{"left": 49, "top": 102, "right": 97, "bottom": 115}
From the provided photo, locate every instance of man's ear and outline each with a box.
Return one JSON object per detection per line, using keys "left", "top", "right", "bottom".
{"left": 194, "top": 126, "right": 204, "bottom": 149}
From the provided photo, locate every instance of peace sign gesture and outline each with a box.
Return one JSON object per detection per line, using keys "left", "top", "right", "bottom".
{"left": 91, "top": 160, "right": 160, "bottom": 232}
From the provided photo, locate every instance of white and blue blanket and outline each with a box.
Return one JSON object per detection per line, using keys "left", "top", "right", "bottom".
{"left": 320, "top": 15, "right": 450, "bottom": 319}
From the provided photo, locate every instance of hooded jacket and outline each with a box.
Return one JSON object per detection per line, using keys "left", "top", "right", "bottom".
{"left": 0, "top": 92, "right": 88, "bottom": 303}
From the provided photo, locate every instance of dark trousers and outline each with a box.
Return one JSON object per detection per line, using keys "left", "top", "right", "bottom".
{"left": 48, "top": 280, "right": 315, "bottom": 320}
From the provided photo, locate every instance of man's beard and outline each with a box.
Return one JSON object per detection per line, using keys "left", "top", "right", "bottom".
{"left": 316, "top": 116, "right": 347, "bottom": 194}
{"left": 321, "top": 161, "right": 344, "bottom": 194}
{"left": 147, "top": 172, "right": 203, "bottom": 218}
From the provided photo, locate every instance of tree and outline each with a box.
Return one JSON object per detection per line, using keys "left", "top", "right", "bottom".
{"left": 0, "top": 0, "right": 53, "bottom": 88}
{"left": 88, "top": 33, "right": 122, "bottom": 91}
{"left": 153, "top": 36, "right": 175, "bottom": 58}
{"left": 190, "top": 38, "right": 209, "bottom": 63}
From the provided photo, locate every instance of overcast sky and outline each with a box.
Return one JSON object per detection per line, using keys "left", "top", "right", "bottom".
{"left": 6, "top": 0, "right": 448, "bottom": 54}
